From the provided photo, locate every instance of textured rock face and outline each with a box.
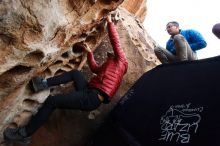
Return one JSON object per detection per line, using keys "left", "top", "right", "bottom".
{"left": 121, "top": 0, "right": 147, "bottom": 22}
{"left": 0, "top": 0, "right": 159, "bottom": 145}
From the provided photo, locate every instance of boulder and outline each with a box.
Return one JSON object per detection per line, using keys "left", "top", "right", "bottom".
{"left": 0, "top": 0, "right": 159, "bottom": 145}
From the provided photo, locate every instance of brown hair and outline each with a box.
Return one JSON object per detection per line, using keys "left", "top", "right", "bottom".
{"left": 167, "top": 21, "right": 179, "bottom": 27}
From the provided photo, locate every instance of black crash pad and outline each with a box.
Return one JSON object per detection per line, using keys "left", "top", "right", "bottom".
{"left": 88, "top": 56, "right": 220, "bottom": 146}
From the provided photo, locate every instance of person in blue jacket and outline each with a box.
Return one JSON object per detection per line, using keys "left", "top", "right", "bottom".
{"left": 154, "top": 21, "right": 207, "bottom": 63}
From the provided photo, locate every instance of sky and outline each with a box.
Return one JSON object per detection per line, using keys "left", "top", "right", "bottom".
{"left": 143, "top": 0, "right": 220, "bottom": 59}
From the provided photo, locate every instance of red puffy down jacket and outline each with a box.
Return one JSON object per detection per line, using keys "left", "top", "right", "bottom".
{"left": 87, "top": 22, "right": 128, "bottom": 99}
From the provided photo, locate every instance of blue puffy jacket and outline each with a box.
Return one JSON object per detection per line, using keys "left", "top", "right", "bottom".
{"left": 166, "top": 29, "right": 207, "bottom": 55}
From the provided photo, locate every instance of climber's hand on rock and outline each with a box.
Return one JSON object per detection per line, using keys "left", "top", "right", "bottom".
{"left": 110, "top": 10, "right": 120, "bottom": 23}
{"left": 82, "top": 43, "right": 92, "bottom": 53}
{"left": 106, "top": 15, "right": 112, "bottom": 23}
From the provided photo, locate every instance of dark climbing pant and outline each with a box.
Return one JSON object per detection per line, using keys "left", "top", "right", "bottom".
{"left": 25, "top": 70, "right": 101, "bottom": 136}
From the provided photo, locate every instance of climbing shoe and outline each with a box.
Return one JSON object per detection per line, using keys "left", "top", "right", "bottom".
{"left": 3, "top": 127, "right": 31, "bottom": 145}
{"left": 31, "top": 76, "right": 48, "bottom": 92}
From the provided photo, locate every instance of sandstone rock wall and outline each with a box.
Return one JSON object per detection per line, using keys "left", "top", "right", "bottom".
{"left": 0, "top": 0, "right": 159, "bottom": 145}
{"left": 121, "top": 0, "right": 147, "bottom": 22}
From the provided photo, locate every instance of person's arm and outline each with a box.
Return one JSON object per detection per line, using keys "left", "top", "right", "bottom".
{"left": 212, "top": 23, "right": 220, "bottom": 39}
{"left": 106, "top": 16, "right": 127, "bottom": 61}
{"left": 188, "top": 30, "right": 207, "bottom": 51}
{"left": 80, "top": 43, "right": 99, "bottom": 73}
{"left": 166, "top": 39, "right": 176, "bottom": 54}
{"left": 87, "top": 52, "right": 100, "bottom": 74}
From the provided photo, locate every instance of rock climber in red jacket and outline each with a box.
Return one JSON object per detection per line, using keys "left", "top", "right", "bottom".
{"left": 3, "top": 15, "right": 128, "bottom": 144}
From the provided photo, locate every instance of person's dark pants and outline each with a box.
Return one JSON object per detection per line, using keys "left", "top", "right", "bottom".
{"left": 154, "top": 34, "right": 197, "bottom": 63}
{"left": 25, "top": 70, "right": 101, "bottom": 136}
